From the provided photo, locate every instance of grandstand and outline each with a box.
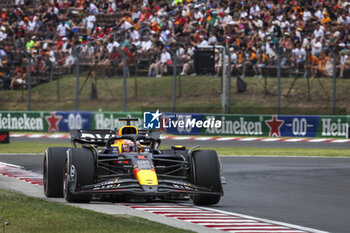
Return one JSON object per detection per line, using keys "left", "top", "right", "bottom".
{"left": 0, "top": 0, "right": 349, "bottom": 90}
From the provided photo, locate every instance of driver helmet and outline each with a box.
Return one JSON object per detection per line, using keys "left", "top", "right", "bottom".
{"left": 121, "top": 140, "right": 142, "bottom": 152}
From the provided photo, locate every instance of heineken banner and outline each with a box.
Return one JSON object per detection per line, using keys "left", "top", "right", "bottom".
{"left": 0, "top": 111, "right": 49, "bottom": 131}
{"left": 0, "top": 111, "right": 142, "bottom": 132}
{"left": 202, "top": 115, "right": 321, "bottom": 137}
{"left": 0, "top": 111, "right": 348, "bottom": 138}
{"left": 318, "top": 116, "right": 349, "bottom": 137}
{"left": 200, "top": 114, "right": 349, "bottom": 138}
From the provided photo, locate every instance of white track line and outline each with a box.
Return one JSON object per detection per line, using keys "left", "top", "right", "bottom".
{"left": 262, "top": 138, "right": 282, "bottom": 142}
{"left": 216, "top": 137, "right": 238, "bottom": 141}
{"left": 193, "top": 137, "right": 215, "bottom": 141}
{"left": 196, "top": 206, "right": 328, "bottom": 233}
{"left": 239, "top": 138, "right": 260, "bottom": 141}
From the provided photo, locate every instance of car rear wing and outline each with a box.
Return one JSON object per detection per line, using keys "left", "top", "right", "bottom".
{"left": 70, "top": 129, "right": 115, "bottom": 146}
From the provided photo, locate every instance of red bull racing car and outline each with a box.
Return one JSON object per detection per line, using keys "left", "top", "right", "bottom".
{"left": 43, "top": 118, "right": 224, "bottom": 206}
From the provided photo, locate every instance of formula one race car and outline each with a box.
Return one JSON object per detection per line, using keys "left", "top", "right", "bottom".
{"left": 43, "top": 118, "right": 224, "bottom": 206}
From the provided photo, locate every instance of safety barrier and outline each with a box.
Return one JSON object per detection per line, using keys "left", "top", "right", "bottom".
{"left": 0, "top": 111, "right": 348, "bottom": 138}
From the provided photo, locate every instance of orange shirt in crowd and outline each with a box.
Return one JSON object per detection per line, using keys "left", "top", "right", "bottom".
{"left": 309, "top": 55, "right": 319, "bottom": 65}
{"left": 250, "top": 52, "right": 258, "bottom": 61}
{"left": 238, "top": 53, "right": 243, "bottom": 64}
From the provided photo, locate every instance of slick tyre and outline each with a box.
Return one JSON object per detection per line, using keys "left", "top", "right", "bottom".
{"left": 43, "top": 147, "right": 70, "bottom": 197}
{"left": 191, "top": 150, "right": 222, "bottom": 206}
{"left": 64, "top": 148, "right": 95, "bottom": 203}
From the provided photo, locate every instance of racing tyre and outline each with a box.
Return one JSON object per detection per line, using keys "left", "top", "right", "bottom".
{"left": 191, "top": 150, "right": 222, "bottom": 206}
{"left": 64, "top": 148, "right": 95, "bottom": 203}
{"left": 43, "top": 147, "right": 70, "bottom": 197}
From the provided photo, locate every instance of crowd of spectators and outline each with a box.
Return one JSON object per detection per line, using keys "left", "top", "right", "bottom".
{"left": 0, "top": 0, "right": 350, "bottom": 89}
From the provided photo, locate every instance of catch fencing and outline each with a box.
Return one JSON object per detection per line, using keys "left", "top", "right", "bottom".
{"left": 14, "top": 37, "right": 349, "bottom": 116}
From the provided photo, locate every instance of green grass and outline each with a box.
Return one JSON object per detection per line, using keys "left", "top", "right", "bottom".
{"left": 0, "top": 74, "right": 349, "bottom": 114}
{"left": 1, "top": 142, "right": 349, "bottom": 157}
{"left": 0, "top": 189, "right": 193, "bottom": 233}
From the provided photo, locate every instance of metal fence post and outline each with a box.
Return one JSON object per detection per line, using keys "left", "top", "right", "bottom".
{"left": 23, "top": 51, "right": 32, "bottom": 111}
{"left": 172, "top": 50, "right": 177, "bottom": 112}
{"left": 227, "top": 48, "right": 231, "bottom": 113}
{"left": 221, "top": 47, "right": 226, "bottom": 114}
{"left": 74, "top": 47, "right": 80, "bottom": 111}
{"left": 119, "top": 47, "right": 127, "bottom": 111}
{"left": 276, "top": 48, "right": 281, "bottom": 115}
{"left": 329, "top": 48, "right": 337, "bottom": 115}
{"left": 27, "top": 56, "right": 32, "bottom": 111}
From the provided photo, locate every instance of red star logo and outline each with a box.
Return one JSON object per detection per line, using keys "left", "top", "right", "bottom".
{"left": 265, "top": 115, "right": 284, "bottom": 137}
{"left": 45, "top": 112, "right": 62, "bottom": 132}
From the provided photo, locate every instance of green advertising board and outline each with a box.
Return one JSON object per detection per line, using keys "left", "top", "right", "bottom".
{"left": 201, "top": 114, "right": 270, "bottom": 136}
{"left": 0, "top": 111, "right": 51, "bottom": 131}
{"left": 317, "top": 116, "right": 349, "bottom": 138}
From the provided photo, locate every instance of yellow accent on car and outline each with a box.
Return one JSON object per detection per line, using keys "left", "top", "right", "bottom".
{"left": 111, "top": 126, "right": 139, "bottom": 151}
{"left": 135, "top": 170, "right": 158, "bottom": 185}
{"left": 118, "top": 125, "right": 138, "bottom": 135}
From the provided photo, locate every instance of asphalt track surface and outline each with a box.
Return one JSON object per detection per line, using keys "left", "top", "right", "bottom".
{"left": 0, "top": 153, "right": 349, "bottom": 233}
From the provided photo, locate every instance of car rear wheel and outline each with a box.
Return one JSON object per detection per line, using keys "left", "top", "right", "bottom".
{"left": 191, "top": 150, "right": 222, "bottom": 206}
{"left": 43, "top": 147, "right": 70, "bottom": 197}
{"left": 64, "top": 148, "right": 95, "bottom": 203}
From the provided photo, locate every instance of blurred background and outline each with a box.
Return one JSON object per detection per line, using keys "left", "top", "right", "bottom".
{"left": 0, "top": 0, "right": 349, "bottom": 115}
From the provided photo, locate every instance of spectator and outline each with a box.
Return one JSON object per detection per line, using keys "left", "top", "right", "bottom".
{"left": 0, "top": 46, "right": 6, "bottom": 67}
{"left": 243, "top": 48, "right": 258, "bottom": 77}
{"left": 208, "top": 31, "right": 217, "bottom": 45}
{"left": 0, "top": 24, "right": 7, "bottom": 41}
{"left": 311, "top": 37, "right": 323, "bottom": 57}
{"left": 175, "top": 43, "right": 185, "bottom": 60}
{"left": 214, "top": 49, "right": 222, "bottom": 76}
{"left": 139, "top": 36, "right": 153, "bottom": 53}
{"left": 148, "top": 47, "right": 171, "bottom": 78}
{"left": 318, "top": 52, "right": 333, "bottom": 77}
{"left": 229, "top": 47, "right": 239, "bottom": 74}
{"left": 107, "top": 38, "right": 120, "bottom": 54}
{"left": 57, "top": 20, "right": 70, "bottom": 38}
{"left": 179, "top": 43, "right": 194, "bottom": 76}
{"left": 0, "top": 0, "right": 349, "bottom": 84}
{"left": 292, "top": 43, "right": 306, "bottom": 72}
{"left": 63, "top": 51, "right": 75, "bottom": 74}
{"left": 130, "top": 27, "right": 140, "bottom": 41}
{"left": 339, "top": 50, "right": 349, "bottom": 78}
{"left": 85, "top": 10, "right": 96, "bottom": 36}
{"left": 197, "top": 35, "right": 208, "bottom": 47}
{"left": 256, "top": 44, "right": 267, "bottom": 78}
{"left": 9, "top": 68, "right": 25, "bottom": 90}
